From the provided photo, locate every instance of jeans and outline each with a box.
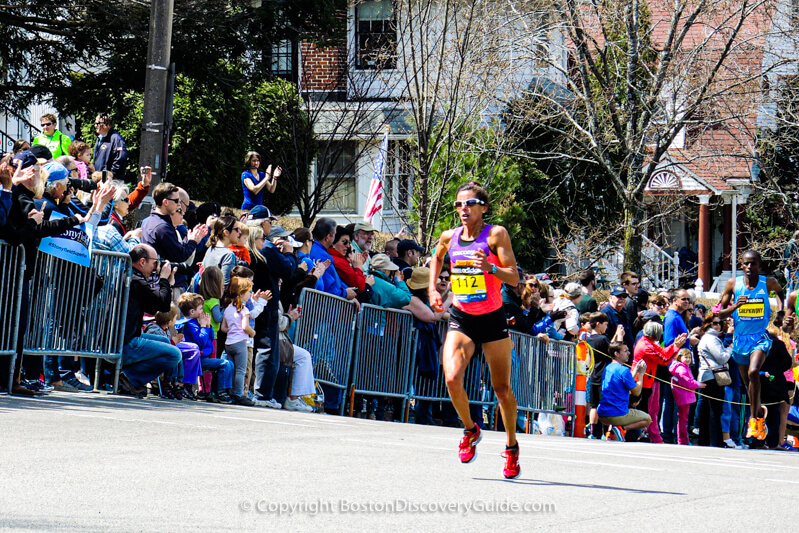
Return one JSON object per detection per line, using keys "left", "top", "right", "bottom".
{"left": 224, "top": 340, "right": 249, "bottom": 398}
{"left": 696, "top": 379, "right": 725, "bottom": 447}
{"left": 121, "top": 334, "right": 182, "bottom": 388}
{"left": 201, "top": 356, "right": 233, "bottom": 391}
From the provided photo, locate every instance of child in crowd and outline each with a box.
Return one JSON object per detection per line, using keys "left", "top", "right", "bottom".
{"left": 598, "top": 342, "right": 651, "bottom": 439}
{"left": 230, "top": 265, "right": 271, "bottom": 397}
{"left": 199, "top": 266, "right": 226, "bottom": 395}
{"left": 669, "top": 348, "right": 706, "bottom": 445}
{"left": 144, "top": 304, "right": 196, "bottom": 400}
{"left": 178, "top": 292, "right": 235, "bottom": 404}
{"left": 221, "top": 277, "right": 257, "bottom": 406}
{"left": 229, "top": 222, "right": 251, "bottom": 264}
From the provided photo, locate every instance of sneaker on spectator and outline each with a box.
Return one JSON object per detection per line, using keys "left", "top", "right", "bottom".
{"left": 65, "top": 377, "right": 93, "bottom": 392}
{"left": 74, "top": 370, "right": 91, "bottom": 387}
{"left": 284, "top": 398, "right": 313, "bottom": 412}
{"left": 458, "top": 425, "right": 482, "bottom": 463}
{"left": 253, "top": 396, "right": 282, "bottom": 409}
{"left": 232, "top": 395, "right": 255, "bottom": 406}
{"left": 53, "top": 380, "right": 82, "bottom": 393}
{"left": 215, "top": 391, "right": 234, "bottom": 404}
{"left": 202, "top": 392, "right": 220, "bottom": 403}
{"left": 723, "top": 439, "right": 737, "bottom": 449}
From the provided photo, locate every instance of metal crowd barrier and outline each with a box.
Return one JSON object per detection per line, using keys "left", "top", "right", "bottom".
{"left": 0, "top": 242, "right": 25, "bottom": 392}
{"left": 23, "top": 250, "right": 131, "bottom": 392}
{"left": 408, "top": 320, "right": 499, "bottom": 425}
{"left": 292, "top": 288, "right": 358, "bottom": 411}
{"left": 510, "top": 330, "right": 577, "bottom": 434}
{"left": 348, "top": 304, "right": 418, "bottom": 419}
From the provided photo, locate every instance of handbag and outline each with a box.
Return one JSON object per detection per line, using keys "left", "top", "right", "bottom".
{"left": 700, "top": 353, "right": 732, "bottom": 387}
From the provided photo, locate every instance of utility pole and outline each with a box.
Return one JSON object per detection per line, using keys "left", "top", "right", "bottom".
{"left": 139, "top": 0, "right": 174, "bottom": 190}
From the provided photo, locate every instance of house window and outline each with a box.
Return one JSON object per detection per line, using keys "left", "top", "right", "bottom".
{"left": 385, "top": 140, "right": 413, "bottom": 211}
{"left": 355, "top": 1, "right": 397, "bottom": 70}
{"left": 269, "top": 39, "right": 297, "bottom": 82}
{"left": 318, "top": 141, "right": 358, "bottom": 213}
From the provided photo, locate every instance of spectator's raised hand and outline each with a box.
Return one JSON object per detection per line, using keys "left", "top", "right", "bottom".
{"left": 549, "top": 309, "right": 567, "bottom": 321}
{"left": 12, "top": 164, "right": 37, "bottom": 190}
{"left": 272, "top": 166, "right": 282, "bottom": 179}
{"left": 537, "top": 333, "right": 550, "bottom": 344}
{"left": 633, "top": 359, "right": 647, "bottom": 375}
{"left": 288, "top": 304, "right": 301, "bottom": 321}
{"left": 674, "top": 332, "right": 688, "bottom": 348}
{"left": 189, "top": 224, "right": 208, "bottom": 243}
{"left": 28, "top": 209, "right": 43, "bottom": 225}
{"left": 171, "top": 332, "right": 183, "bottom": 345}
{"left": 199, "top": 312, "right": 212, "bottom": 328}
{"left": 365, "top": 274, "right": 375, "bottom": 287}
{"left": 140, "top": 166, "right": 152, "bottom": 188}
{"left": 312, "top": 260, "right": 329, "bottom": 279}
{"left": 124, "top": 228, "right": 143, "bottom": 241}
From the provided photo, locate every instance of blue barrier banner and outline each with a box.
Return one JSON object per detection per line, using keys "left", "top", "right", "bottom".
{"left": 38, "top": 211, "right": 94, "bottom": 267}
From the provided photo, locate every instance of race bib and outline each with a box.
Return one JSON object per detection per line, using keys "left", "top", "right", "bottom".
{"left": 738, "top": 298, "right": 765, "bottom": 321}
{"left": 451, "top": 273, "right": 487, "bottom": 302}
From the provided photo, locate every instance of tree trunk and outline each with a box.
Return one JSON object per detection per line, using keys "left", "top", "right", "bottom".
{"left": 622, "top": 198, "right": 644, "bottom": 274}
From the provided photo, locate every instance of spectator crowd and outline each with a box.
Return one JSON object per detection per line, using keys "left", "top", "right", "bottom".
{"left": 1, "top": 112, "right": 798, "bottom": 452}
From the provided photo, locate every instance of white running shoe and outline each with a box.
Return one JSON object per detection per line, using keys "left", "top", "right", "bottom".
{"left": 284, "top": 398, "right": 313, "bottom": 412}
{"left": 253, "top": 397, "right": 282, "bottom": 409}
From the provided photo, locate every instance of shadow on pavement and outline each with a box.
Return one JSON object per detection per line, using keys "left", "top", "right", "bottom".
{"left": 475, "top": 478, "right": 685, "bottom": 495}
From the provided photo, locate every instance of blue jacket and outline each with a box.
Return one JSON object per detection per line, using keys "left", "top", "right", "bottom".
{"left": 0, "top": 188, "right": 11, "bottom": 229}
{"left": 663, "top": 308, "right": 688, "bottom": 347}
{"left": 309, "top": 240, "right": 349, "bottom": 298}
{"left": 141, "top": 213, "right": 198, "bottom": 263}
{"left": 368, "top": 270, "right": 411, "bottom": 309}
{"left": 93, "top": 129, "right": 129, "bottom": 179}
{"left": 183, "top": 318, "right": 215, "bottom": 357}
{"left": 601, "top": 304, "right": 634, "bottom": 353}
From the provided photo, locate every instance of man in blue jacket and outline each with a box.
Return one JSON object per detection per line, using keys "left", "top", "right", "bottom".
{"left": 92, "top": 112, "right": 128, "bottom": 180}
{"left": 309, "top": 217, "right": 359, "bottom": 304}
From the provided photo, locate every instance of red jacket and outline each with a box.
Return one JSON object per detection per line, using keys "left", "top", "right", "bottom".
{"left": 329, "top": 247, "right": 366, "bottom": 293}
{"left": 632, "top": 336, "right": 680, "bottom": 389}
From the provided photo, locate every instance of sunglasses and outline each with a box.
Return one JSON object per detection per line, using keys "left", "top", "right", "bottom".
{"left": 438, "top": 275, "right": 450, "bottom": 281}
{"left": 163, "top": 197, "right": 181, "bottom": 205}
{"left": 40, "top": 122, "right": 54, "bottom": 127}
{"left": 712, "top": 321, "right": 721, "bottom": 326}
{"left": 453, "top": 198, "right": 486, "bottom": 208}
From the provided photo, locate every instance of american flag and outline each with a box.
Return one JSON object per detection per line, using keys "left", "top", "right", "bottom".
{"left": 364, "top": 128, "right": 389, "bottom": 225}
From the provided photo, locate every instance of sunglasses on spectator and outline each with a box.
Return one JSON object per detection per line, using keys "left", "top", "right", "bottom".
{"left": 94, "top": 122, "right": 105, "bottom": 126}
{"left": 712, "top": 320, "right": 722, "bottom": 326}
{"left": 453, "top": 199, "right": 486, "bottom": 208}
{"left": 163, "top": 197, "right": 181, "bottom": 205}
{"left": 438, "top": 275, "right": 450, "bottom": 281}
{"left": 40, "top": 122, "right": 54, "bottom": 127}
{"left": 118, "top": 197, "right": 130, "bottom": 204}
{"left": 680, "top": 297, "right": 690, "bottom": 301}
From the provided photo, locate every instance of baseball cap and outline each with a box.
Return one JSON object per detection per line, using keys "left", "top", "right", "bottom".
{"left": 610, "top": 285, "right": 628, "bottom": 297}
{"left": 397, "top": 239, "right": 424, "bottom": 255}
{"left": 641, "top": 310, "right": 663, "bottom": 323}
{"left": 11, "top": 150, "right": 37, "bottom": 170}
{"left": 43, "top": 161, "right": 69, "bottom": 183}
{"left": 268, "top": 225, "right": 302, "bottom": 247}
{"left": 30, "top": 144, "right": 53, "bottom": 161}
{"left": 247, "top": 205, "right": 278, "bottom": 222}
{"left": 354, "top": 222, "right": 377, "bottom": 233}
{"left": 370, "top": 253, "right": 401, "bottom": 272}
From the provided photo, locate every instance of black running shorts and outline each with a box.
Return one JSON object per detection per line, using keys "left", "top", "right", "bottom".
{"left": 448, "top": 306, "right": 510, "bottom": 345}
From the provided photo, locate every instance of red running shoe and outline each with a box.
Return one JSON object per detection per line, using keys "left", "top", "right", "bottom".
{"left": 458, "top": 425, "right": 482, "bottom": 463}
{"left": 502, "top": 446, "right": 521, "bottom": 479}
